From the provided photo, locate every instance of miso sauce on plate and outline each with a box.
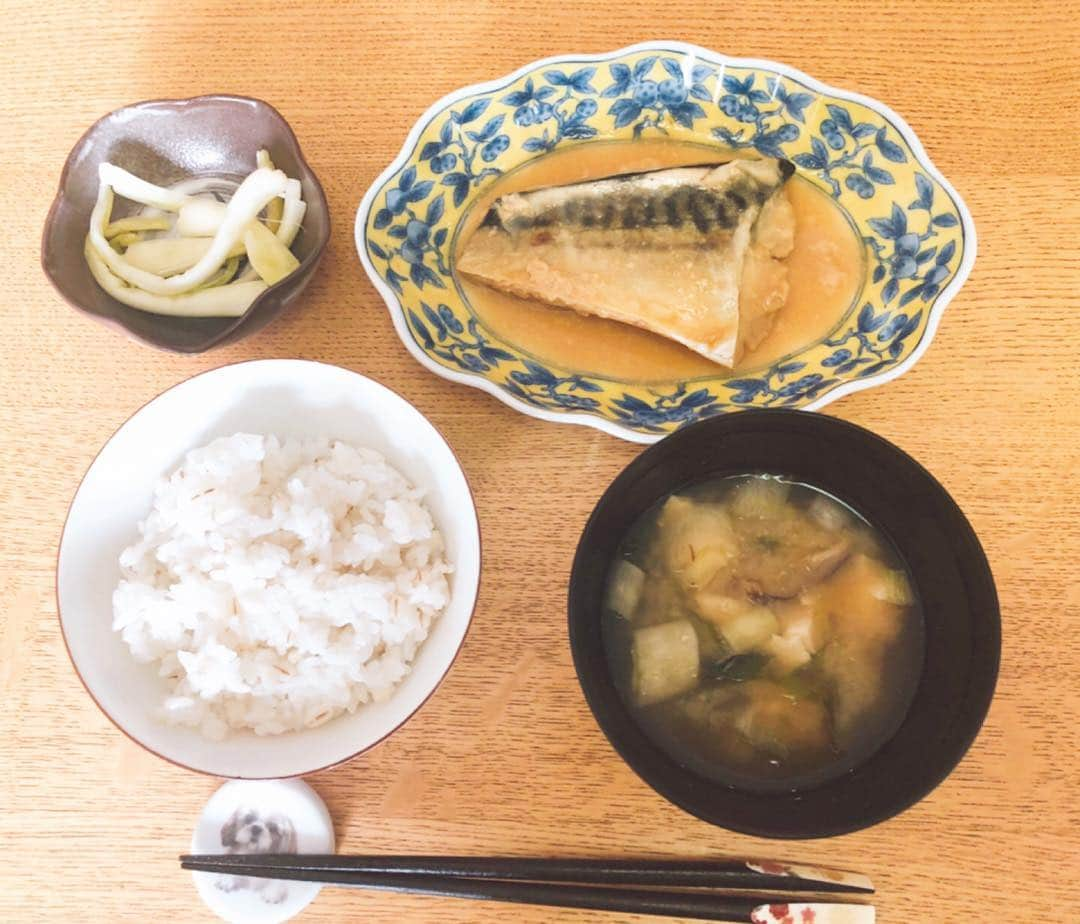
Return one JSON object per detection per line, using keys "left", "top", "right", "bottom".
{"left": 602, "top": 474, "right": 924, "bottom": 792}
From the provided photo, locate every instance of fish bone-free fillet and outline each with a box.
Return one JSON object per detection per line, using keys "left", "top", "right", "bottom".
{"left": 457, "top": 158, "right": 794, "bottom": 368}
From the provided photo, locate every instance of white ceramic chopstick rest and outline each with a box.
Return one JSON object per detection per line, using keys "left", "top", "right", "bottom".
{"left": 190, "top": 779, "right": 335, "bottom": 924}
{"left": 751, "top": 904, "right": 875, "bottom": 923}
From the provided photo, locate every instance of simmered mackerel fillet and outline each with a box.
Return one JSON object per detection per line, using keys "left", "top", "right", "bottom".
{"left": 457, "top": 158, "right": 795, "bottom": 367}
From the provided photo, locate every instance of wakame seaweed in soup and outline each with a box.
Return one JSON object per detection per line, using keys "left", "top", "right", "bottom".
{"left": 603, "top": 474, "right": 924, "bottom": 792}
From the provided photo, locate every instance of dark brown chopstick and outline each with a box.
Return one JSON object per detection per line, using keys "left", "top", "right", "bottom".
{"left": 180, "top": 853, "right": 872, "bottom": 894}
{"left": 180, "top": 858, "right": 874, "bottom": 922}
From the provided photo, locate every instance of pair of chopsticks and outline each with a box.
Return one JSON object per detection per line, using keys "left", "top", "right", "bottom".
{"left": 180, "top": 854, "right": 875, "bottom": 922}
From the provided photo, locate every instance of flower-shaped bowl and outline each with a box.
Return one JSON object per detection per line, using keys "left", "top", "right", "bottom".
{"left": 43, "top": 95, "right": 329, "bottom": 353}
{"left": 357, "top": 42, "right": 974, "bottom": 442}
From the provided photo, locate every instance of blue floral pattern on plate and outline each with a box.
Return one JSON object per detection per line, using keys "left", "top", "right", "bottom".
{"left": 357, "top": 42, "right": 975, "bottom": 443}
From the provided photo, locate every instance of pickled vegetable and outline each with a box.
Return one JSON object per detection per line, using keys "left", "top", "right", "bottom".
{"left": 97, "top": 163, "right": 190, "bottom": 211}
{"left": 244, "top": 218, "right": 300, "bottom": 284}
{"left": 83, "top": 151, "right": 306, "bottom": 317}
{"left": 257, "top": 149, "right": 285, "bottom": 232}
{"left": 176, "top": 198, "right": 228, "bottom": 237}
{"left": 124, "top": 236, "right": 246, "bottom": 276}
{"left": 198, "top": 256, "right": 241, "bottom": 289}
{"left": 276, "top": 178, "right": 306, "bottom": 248}
{"left": 84, "top": 240, "right": 264, "bottom": 318}
{"left": 89, "top": 167, "right": 287, "bottom": 295}
{"left": 108, "top": 231, "right": 143, "bottom": 250}
{"left": 104, "top": 216, "right": 171, "bottom": 238}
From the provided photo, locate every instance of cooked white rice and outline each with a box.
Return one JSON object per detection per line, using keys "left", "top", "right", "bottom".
{"left": 112, "top": 433, "right": 451, "bottom": 740}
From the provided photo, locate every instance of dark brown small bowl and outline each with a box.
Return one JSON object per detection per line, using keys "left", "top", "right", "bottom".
{"left": 41, "top": 95, "right": 329, "bottom": 353}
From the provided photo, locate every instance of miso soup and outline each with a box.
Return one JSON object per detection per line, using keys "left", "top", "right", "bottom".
{"left": 603, "top": 474, "right": 923, "bottom": 791}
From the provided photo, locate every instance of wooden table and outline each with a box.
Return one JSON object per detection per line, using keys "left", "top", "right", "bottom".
{"left": 2, "top": 2, "right": 1077, "bottom": 921}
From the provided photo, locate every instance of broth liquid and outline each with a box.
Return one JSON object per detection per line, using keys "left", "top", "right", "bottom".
{"left": 603, "top": 476, "right": 925, "bottom": 793}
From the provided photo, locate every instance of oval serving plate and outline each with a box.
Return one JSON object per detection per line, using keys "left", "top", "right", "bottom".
{"left": 356, "top": 41, "right": 975, "bottom": 443}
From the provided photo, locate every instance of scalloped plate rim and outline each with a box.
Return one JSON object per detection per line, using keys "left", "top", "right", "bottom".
{"left": 355, "top": 40, "right": 977, "bottom": 443}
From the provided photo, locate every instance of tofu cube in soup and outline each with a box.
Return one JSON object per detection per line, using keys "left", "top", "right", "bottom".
{"left": 764, "top": 631, "right": 814, "bottom": 675}
{"left": 764, "top": 599, "right": 825, "bottom": 675}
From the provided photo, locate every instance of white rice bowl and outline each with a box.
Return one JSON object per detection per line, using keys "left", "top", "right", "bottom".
{"left": 112, "top": 433, "right": 451, "bottom": 740}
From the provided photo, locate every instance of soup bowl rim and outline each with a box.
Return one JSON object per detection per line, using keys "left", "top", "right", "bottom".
{"left": 567, "top": 408, "right": 1000, "bottom": 838}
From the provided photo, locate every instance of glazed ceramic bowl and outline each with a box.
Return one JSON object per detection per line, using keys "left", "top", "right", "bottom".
{"left": 57, "top": 360, "right": 481, "bottom": 778}
{"left": 357, "top": 42, "right": 975, "bottom": 442}
{"left": 42, "top": 95, "right": 329, "bottom": 353}
{"left": 568, "top": 410, "right": 999, "bottom": 838}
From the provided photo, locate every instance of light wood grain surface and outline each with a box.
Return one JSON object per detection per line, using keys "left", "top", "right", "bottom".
{"left": 2, "top": 2, "right": 1078, "bottom": 921}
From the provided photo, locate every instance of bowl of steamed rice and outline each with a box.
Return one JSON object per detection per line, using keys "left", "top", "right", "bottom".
{"left": 57, "top": 359, "right": 480, "bottom": 778}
